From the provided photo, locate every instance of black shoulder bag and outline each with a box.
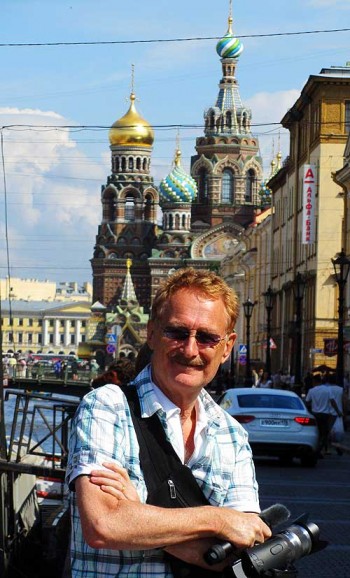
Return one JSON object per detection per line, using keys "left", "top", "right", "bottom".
{"left": 120, "top": 385, "right": 234, "bottom": 578}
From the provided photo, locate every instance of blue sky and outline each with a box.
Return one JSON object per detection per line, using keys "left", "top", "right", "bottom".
{"left": 0, "top": 0, "right": 350, "bottom": 286}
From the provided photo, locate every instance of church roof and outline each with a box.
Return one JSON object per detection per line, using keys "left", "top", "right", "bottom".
{"left": 216, "top": 12, "right": 243, "bottom": 59}
{"left": 109, "top": 92, "right": 154, "bottom": 148}
{"left": 159, "top": 149, "right": 197, "bottom": 203}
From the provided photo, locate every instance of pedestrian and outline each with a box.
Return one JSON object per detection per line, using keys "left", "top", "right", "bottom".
{"left": 7, "top": 355, "right": 17, "bottom": 378}
{"left": 256, "top": 371, "right": 272, "bottom": 388}
{"left": 71, "top": 358, "right": 79, "bottom": 381}
{"left": 305, "top": 374, "right": 338, "bottom": 456}
{"left": 91, "top": 358, "right": 135, "bottom": 389}
{"left": 54, "top": 359, "right": 62, "bottom": 379}
{"left": 66, "top": 267, "right": 271, "bottom": 577}
{"left": 328, "top": 374, "right": 346, "bottom": 455}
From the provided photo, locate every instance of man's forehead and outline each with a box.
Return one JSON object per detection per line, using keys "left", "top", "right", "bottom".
{"left": 157, "top": 289, "right": 229, "bottom": 324}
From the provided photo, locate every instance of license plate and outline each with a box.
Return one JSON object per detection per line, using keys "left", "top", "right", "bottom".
{"left": 260, "top": 418, "right": 289, "bottom": 427}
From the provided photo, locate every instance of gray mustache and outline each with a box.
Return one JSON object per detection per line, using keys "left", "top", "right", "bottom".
{"left": 172, "top": 355, "right": 205, "bottom": 368}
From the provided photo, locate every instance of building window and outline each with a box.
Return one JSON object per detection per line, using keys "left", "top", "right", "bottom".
{"left": 28, "top": 319, "right": 33, "bottom": 327}
{"left": 49, "top": 334, "right": 54, "bottom": 344}
{"left": 49, "top": 320, "right": 54, "bottom": 327}
{"left": 222, "top": 169, "right": 234, "bottom": 204}
{"left": 197, "top": 168, "right": 208, "bottom": 203}
{"left": 60, "top": 320, "right": 65, "bottom": 327}
{"left": 71, "top": 320, "right": 76, "bottom": 328}
{"left": 345, "top": 100, "right": 350, "bottom": 133}
{"left": 38, "top": 319, "right": 43, "bottom": 327}
{"left": 28, "top": 333, "right": 33, "bottom": 344}
{"left": 245, "top": 169, "right": 255, "bottom": 202}
{"left": 18, "top": 333, "right": 23, "bottom": 344}
{"left": 38, "top": 334, "right": 42, "bottom": 345}
{"left": 81, "top": 334, "right": 86, "bottom": 343}
{"left": 81, "top": 321, "right": 86, "bottom": 328}
{"left": 125, "top": 195, "right": 135, "bottom": 221}
{"left": 60, "top": 334, "right": 65, "bottom": 344}
{"left": 70, "top": 335, "right": 75, "bottom": 345}
{"left": 18, "top": 319, "right": 23, "bottom": 326}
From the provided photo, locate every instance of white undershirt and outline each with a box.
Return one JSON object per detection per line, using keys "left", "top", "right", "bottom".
{"left": 152, "top": 383, "right": 208, "bottom": 465}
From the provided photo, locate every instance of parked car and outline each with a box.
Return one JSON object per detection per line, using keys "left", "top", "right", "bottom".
{"left": 218, "top": 388, "right": 319, "bottom": 467}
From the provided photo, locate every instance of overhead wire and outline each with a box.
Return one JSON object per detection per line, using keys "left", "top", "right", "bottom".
{"left": 0, "top": 27, "right": 349, "bottom": 47}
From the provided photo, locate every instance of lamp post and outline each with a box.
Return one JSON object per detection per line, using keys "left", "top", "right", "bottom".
{"left": 292, "top": 273, "right": 306, "bottom": 387}
{"left": 243, "top": 298, "right": 255, "bottom": 387}
{"left": 331, "top": 249, "right": 350, "bottom": 387}
{"left": 263, "top": 286, "right": 275, "bottom": 377}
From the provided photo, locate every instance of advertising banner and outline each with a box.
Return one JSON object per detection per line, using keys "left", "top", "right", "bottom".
{"left": 302, "top": 164, "right": 316, "bottom": 244}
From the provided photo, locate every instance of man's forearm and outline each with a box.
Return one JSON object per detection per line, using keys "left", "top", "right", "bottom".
{"left": 76, "top": 477, "right": 270, "bottom": 552}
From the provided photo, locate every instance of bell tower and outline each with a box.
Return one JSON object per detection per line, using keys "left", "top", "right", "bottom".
{"left": 191, "top": 1, "right": 263, "bottom": 231}
{"left": 91, "top": 69, "right": 159, "bottom": 311}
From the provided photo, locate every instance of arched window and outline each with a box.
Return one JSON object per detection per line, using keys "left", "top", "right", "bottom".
{"left": 128, "top": 157, "right": 134, "bottom": 171}
{"left": 222, "top": 169, "right": 234, "bottom": 204}
{"left": 198, "top": 168, "right": 208, "bottom": 203}
{"left": 121, "top": 157, "right": 126, "bottom": 171}
{"left": 136, "top": 157, "right": 141, "bottom": 170}
{"left": 245, "top": 169, "right": 255, "bottom": 202}
{"left": 144, "top": 194, "right": 152, "bottom": 221}
{"left": 209, "top": 111, "right": 215, "bottom": 131}
{"left": 125, "top": 194, "right": 135, "bottom": 221}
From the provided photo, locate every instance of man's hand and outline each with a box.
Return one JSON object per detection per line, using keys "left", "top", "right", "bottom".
{"left": 90, "top": 462, "right": 140, "bottom": 502}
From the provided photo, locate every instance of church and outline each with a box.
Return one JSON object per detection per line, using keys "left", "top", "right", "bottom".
{"left": 90, "top": 10, "right": 268, "bottom": 317}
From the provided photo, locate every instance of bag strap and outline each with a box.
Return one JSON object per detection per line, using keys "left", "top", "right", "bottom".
{"left": 120, "top": 384, "right": 209, "bottom": 505}
{"left": 120, "top": 384, "right": 234, "bottom": 578}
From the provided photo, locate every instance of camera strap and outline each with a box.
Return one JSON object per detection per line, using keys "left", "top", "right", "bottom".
{"left": 120, "top": 384, "right": 234, "bottom": 578}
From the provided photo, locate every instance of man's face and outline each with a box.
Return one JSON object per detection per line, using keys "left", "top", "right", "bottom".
{"left": 147, "top": 288, "right": 236, "bottom": 403}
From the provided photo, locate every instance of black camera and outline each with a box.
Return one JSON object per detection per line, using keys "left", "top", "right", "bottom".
{"left": 204, "top": 506, "right": 327, "bottom": 578}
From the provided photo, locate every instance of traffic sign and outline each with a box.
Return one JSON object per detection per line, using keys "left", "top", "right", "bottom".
{"left": 239, "top": 355, "right": 247, "bottom": 365}
{"left": 239, "top": 344, "right": 247, "bottom": 355}
{"left": 106, "top": 333, "right": 117, "bottom": 344}
{"left": 106, "top": 344, "right": 116, "bottom": 354}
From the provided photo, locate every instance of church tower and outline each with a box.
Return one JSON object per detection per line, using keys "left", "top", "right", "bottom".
{"left": 191, "top": 3, "right": 263, "bottom": 231}
{"left": 91, "top": 75, "right": 159, "bottom": 311}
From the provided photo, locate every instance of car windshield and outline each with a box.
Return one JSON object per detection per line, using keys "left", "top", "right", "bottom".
{"left": 236, "top": 394, "right": 304, "bottom": 410}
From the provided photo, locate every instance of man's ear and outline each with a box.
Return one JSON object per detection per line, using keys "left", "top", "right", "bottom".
{"left": 147, "top": 320, "right": 155, "bottom": 349}
{"left": 221, "top": 332, "right": 236, "bottom": 364}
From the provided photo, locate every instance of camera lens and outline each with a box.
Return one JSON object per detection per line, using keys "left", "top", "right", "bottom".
{"left": 241, "top": 521, "right": 320, "bottom": 577}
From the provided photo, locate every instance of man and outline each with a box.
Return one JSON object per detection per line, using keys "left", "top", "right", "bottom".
{"left": 305, "top": 373, "right": 337, "bottom": 455}
{"left": 66, "top": 268, "right": 271, "bottom": 577}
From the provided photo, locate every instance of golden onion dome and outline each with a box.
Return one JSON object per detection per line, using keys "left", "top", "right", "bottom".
{"left": 109, "top": 93, "right": 154, "bottom": 148}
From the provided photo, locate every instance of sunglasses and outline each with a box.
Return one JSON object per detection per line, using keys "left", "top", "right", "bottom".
{"left": 162, "top": 326, "right": 228, "bottom": 348}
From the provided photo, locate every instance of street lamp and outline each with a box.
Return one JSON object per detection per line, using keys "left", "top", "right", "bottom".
{"left": 292, "top": 273, "right": 306, "bottom": 387}
{"left": 243, "top": 298, "right": 255, "bottom": 387}
{"left": 263, "top": 286, "right": 275, "bottom": 376}
{"left": 332, "top": 249, "right": 350, "bottom": 387}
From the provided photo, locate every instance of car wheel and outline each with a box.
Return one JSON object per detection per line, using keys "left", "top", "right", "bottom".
{"left": 278, "top": 455, "right": 294, "bottom": 466}
{"left": 300, "top": 453, "right": 318, "bottom": 468}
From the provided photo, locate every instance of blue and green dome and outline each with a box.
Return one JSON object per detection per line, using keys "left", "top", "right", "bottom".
{"left": 216, "top": 15, "right": 243, "bottom": 59}
{"left": 159, "top": 150, "right": 197, "bottom": 203}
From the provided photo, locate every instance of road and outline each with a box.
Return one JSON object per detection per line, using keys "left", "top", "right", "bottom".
{"left": 254, "top": 432, "right": 350, "bottom": 578}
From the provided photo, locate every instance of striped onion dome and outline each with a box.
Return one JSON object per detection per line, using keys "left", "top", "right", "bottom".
{"left": 216, "top": 14, "right": 243, "bottom": 59}
{"left": 159, "top": 149, "right": 197, "bottom": 203}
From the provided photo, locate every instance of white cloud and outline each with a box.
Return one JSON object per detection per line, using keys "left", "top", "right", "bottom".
{"left": 0, "top": 107, "right": 108, "bottom": 282}
{"left": 245, "top": 89, "right": 300, "bottom": 175}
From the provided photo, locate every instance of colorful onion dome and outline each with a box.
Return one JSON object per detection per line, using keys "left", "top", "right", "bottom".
{"left": 159, "top": 149, "right": 197, "bottom": 203}
{"left": 216, "top": 14, "right": 243, "bottom": 59}
{"left": 109, "top": 93, "right": 154, "bottom": 148}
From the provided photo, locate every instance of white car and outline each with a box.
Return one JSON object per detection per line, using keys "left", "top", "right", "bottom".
{"left": 218, "top": 388, "right": 319, "bottom": 467}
